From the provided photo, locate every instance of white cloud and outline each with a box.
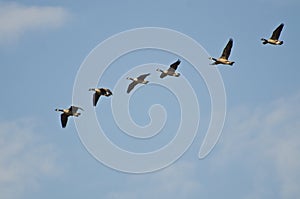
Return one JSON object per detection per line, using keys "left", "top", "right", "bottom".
{"left": 105, "top": 161, "right": 202, "bottom": 199}
{"left": 0, "top": 2, "right": 69, "bottom": 44}
{"left": 0, "top": 118, "right": 60, "bottom": 199}
{"left": 214, "top": 93, "right": 300, "bottom": 199}
{"left": 103, "top": 93, "right": 300, "bottom": 199}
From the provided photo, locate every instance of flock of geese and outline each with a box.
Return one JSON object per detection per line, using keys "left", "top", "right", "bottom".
{"left": 55, "top": 23, "right": 285, "bottom": 128}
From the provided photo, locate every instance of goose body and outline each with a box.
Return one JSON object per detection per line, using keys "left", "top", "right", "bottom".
{"left": 55, "top": 106, "right": 83, "bottom": 128}
{"left": 261, "top": 23, "right": 284, "bottom": 45}
{"left": 209, "top": 39, "right": 235, "bottom": 66}
{"left": 126, "top": 73, "right": 150, "bottom": 93}
{"left": 156, "top": 59, "right": 181, "bottom": 78}
{"left": 89, "top": 88, "right": 113, "bottom": 106}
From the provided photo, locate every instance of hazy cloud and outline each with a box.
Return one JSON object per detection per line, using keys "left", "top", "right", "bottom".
{"left": 0, "top": 2, "right": 69, "bottom": 44}
{"left": 105, "top": 92, "right": 300, "bottom": 199}
{"left": 0, "top": 119, "right": 60, "bottom": 199}
{"left": 105, "top": 161, "right": 202, "bottom": 199}
{"left": 215, "top": 93, "right": 300, "bottom": 199}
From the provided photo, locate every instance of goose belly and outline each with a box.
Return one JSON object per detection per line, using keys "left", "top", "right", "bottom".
{"left": 218, "top": 58, "right": 229, "bottom": 64}
{"left": 268, "top": 39, "right": 281, "bottom": 45}
{"left": 167, "top": 70, "right": 175, "bottom": 75}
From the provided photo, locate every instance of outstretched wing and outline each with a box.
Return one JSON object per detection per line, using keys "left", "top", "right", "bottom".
{"left": 61, "top": 113, "right": 68, "bottom": 128}
{"left": 104, "top": 88, "right": 113, "bottom": 96}
{"left": 99, "top": 88, "right": 107, "bottom": 95}
{"left": 271, "top": 23, "right": 284, "bottom": 40}
{"left": 127, "top": 82, "right": 138, "bottom": 93}
{"left": 170, "top": 59, "right": 181, "bottom": 70}
{"left": 70, "top": 106, "right": 84, "bottom": 113}
{"left": 221, "top": 39, "right": 233, "bottom": 59}
{"left": 93, "top": 92, "right": 101, "bottom": 106}
{"left": 137, "top": 73, "right": 150, "bottom": 81}
{"left": 160, "top": 72, "right": 168, "bottom": 78}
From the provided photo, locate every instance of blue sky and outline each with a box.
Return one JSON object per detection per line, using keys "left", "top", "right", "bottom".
{"left": 0, "top": 0, "right": 300, "bottom": 198}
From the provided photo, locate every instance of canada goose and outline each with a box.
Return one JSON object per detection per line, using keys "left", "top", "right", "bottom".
{"left": 156, "top": 59, "right": 181, "bottom": 78}
{"left": 55, "top": 106, "right": 83, "bottom": 128}
{"left": 126, "top": 73, "right": 150, "bottom": 93}
{"left": 209, "top": 39, "right": 235, "bottom": 66}
{"left": 89, "top": 88, "right": 113, "bottom": 106}
{"left": 261, "top": 23, "right": 284, "bottom": 45}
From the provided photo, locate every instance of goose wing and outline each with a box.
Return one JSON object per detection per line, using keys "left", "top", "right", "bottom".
{"left": 170, "top": 59, "right": 181, "bottom": 70}
{"left": 221, "top": 39, "right": 233, "bottom": 59}
{"left": 61, "top": 113, "right": 68, "bottom": 128}
{"left": 127, "top": 81, "right": 138, "bottom": 93}
{"left": 99, "top": 88, "right": 107, "bottom": 95}
{"left": 93, "top": 92, "right": 101, "bottom": 106}
{"left": 70, "top": 106, "right": 84, "bottom": 113}
{"left": 137, "top": 73, "right": 150, "bottom": 81}
{"left": 271, "top": 23, "right": 284, "bottom": 40}
{"left": 105, "top": 88, "right": 113, "bottom": 96}
{"left": 160, "top": 72, "right": 168, "bottom": 78}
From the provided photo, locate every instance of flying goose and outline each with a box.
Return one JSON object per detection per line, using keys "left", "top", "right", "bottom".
{"left": 156, "top": 59, "right": 181, "bottom": 78}
{"left": 209, "top": 39, "right": 235, "bottom": 66}
{"left": 126, "top": 73, "right": 150, "bottom": 93}
{"left": 89, "top": 88, "right": 113, "bottom": 106}
{"left": 261, "top": 23, "right": 284, "bottom": 45}
{"left": 55, "top": 106, "right": 83, "bottom": 128}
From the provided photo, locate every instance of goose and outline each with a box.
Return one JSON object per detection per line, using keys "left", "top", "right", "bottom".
{"left": 209, "top": 39, "right": 235, "bottom": 66}
{"left": 156, "top": 59, "right": 181, "bottom": 78}
{"left": 55, "top": 106, "right": 83, "bottom": 128}
{"left": 126, "top": 73, "right": 150, "bottom": 93}
{"left": 89, "top": 88, "right": 113, "bottom": 106}
{"left": 261, "top": 23, "right": 284, "bottom": 45}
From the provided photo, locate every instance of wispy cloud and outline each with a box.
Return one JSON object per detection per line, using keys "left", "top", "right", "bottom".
{"left": 215, "top": 92, "right": 300, "bottom": 199}
{"left": 105, "top": 161, "right": 202, "bottom": 199}
{"left": 105, "top": 92, "right": 300, "bottom": 199}
{"left": 0, "top": 2, "right": 69, "bottom": 44}
{"left": 0, "top": 118, "right": 60, "bottom": 199}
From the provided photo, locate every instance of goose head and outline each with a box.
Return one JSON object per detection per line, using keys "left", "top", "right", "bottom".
{"left": 261, "top": 38, "right": 268, "bottom": 44}
{"left": 208, "top": 57, "right": 217, "bottom": 62}
{"left": 156, "top": 68, "right": 164, "bottom": 73}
